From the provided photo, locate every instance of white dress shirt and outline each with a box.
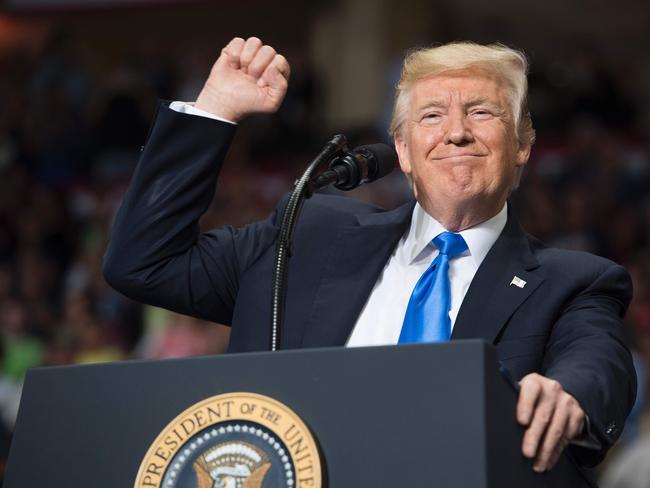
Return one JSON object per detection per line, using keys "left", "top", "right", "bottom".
{"left": 346, "top": 203, "right": 507, "bottom": 347}
{"left": 169, "top": 101, "right": 236, "bottom": 123}
{"left": 170, "top": 101, "right": 508, "bottom": 348}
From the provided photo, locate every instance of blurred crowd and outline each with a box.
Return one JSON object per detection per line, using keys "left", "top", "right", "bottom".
{"left": 0, "top": 26, "right": 649, "bottom": 484}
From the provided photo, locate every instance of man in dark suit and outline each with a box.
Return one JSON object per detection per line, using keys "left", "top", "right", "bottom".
{"left": 103, "top": 37, "right": 636, "bottom": 474}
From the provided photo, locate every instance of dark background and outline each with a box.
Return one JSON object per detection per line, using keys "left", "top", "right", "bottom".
{"left": 0, "top": 0, "right": 648, "bottom": 484}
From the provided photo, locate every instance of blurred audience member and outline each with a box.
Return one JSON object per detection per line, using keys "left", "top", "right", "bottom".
{"left": 136, "top": 308, "right": 229, "bottom": 360}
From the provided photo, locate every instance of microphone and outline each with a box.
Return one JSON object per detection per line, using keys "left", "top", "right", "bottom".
{"left": 271, "top": 138, "right": 395, "bottom": 351}
{"left": 311, "top": 143, "right": 397, "bottom": 191}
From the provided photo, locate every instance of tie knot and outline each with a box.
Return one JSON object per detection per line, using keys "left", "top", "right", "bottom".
{"left": 433, "top": 231, "right": 468, "bottom": 258}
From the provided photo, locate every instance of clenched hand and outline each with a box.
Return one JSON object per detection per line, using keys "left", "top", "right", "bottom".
{"left": 195, "top": 36, "right": 290, "bottom": 122}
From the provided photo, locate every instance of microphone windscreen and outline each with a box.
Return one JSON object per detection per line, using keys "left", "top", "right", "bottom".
{"left": 356, "top": 143, "right": 397, "bottom": 182}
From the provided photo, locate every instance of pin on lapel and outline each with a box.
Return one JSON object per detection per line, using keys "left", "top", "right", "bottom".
{"left": 510, "top": 276, "right": 527, "bottom": 288}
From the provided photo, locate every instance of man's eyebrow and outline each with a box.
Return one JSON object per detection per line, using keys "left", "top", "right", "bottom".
{"left": 463, "top": 97, "right": 499, "bottom": 107}
{"left": 415, "top": 100, "right": 448, "bottom": 113}
{"left": 415, "top": 97, "right": 503, "bottom": 113}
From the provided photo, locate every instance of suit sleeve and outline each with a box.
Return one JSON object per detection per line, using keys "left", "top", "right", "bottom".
{"left": 102, "top": 103, "right": 280, "bottom": 324}
{"left": 542, "top": 262, "right": 636, "bottom": 467}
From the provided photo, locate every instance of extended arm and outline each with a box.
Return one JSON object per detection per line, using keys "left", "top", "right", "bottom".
{"left": 517, "top": 261, "right": 635, "bottom": 470}
{"left": 103, "top": 37, "right": 290, "bottom": 323}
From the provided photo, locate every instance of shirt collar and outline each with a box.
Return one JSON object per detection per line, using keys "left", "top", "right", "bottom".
{"left": 403, "top": 202, "right": 507, "bottom": 268}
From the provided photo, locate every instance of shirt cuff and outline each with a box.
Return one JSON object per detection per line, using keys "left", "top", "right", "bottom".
{"left": 569, "top": 414, "right": 603, "bottom": 451}
{"left": 168, "top": 101, "right": 237, "bottom": 125}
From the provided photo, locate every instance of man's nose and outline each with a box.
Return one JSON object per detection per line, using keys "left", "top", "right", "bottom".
{"left": 444, "top": 111, "right": 474, "bottom": 145}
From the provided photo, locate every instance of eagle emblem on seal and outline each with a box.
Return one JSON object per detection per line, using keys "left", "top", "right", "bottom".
{"left": 192, "top": 441, "right": 271, "bottom": 488}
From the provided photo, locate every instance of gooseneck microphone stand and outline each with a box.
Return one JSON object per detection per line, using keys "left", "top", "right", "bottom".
{"left": 270, "top": 135, "right": 348, "bottom": 351}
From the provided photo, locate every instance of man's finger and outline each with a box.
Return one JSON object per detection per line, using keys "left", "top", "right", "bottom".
{"left": 276, "top": 54, "right": 291, "bottom": 80}
{"left": 566, "top": 400, "right": 586, "bottom": 439}
{"left": 517, "top": 374, "right": 542, "bottom": 426}
{"left": 522, "top": 395, "right": 555, "bottom": 459}
{"left": 258, "top": 54, "right": 291, "bottom": 89}
{"left": 533, "top": 403, "right": 569, "bottom": 472}
{"left": 220, "top": 37, "right": 245, "bottom": 69}
{"left": 239, "top": 37, "right": 263, "bottom": 73}
{"left": 247, "top": 45, "right": 277, "bottom": 79}
{"left": 546, "top": 437, "right": 569, "bottom": 472}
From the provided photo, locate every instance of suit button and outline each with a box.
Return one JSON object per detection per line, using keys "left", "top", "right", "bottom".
{"left": 605, "top": 423, "right": 618, "bottom": 436}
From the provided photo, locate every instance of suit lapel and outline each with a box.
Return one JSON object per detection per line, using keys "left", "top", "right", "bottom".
{"left": 300, "top": 200, "right": 414, "bottom": 347}
{"left": 452, "top": 205, "right": 544, "bottom": 343}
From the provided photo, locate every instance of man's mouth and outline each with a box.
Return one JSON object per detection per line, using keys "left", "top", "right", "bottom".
{"left": 433, "top": 154, "right": 485, "bottom": 161}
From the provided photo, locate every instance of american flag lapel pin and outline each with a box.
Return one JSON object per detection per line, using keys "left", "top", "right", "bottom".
{"left": 510, "top": 276, "right": 527, "bottom": 288}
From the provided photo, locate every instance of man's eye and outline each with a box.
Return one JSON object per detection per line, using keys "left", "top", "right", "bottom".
{"left": 471, "top": 109, "right": 492, "bottom": 118}
{"left": 422, "top": 113, "right": 441, "bottom": 121}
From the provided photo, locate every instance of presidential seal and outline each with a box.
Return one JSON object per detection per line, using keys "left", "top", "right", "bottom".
{"left": 134, "top": 392, "right": 322, "bottom": 488}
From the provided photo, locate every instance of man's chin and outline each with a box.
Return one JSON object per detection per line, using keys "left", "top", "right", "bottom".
{"left": 419, "top": 190, "right": 504, "bottom": 223}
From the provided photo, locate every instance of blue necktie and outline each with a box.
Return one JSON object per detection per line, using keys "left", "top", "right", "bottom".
{"left": 399, "top": 231, "right": 468, "bottom": 344}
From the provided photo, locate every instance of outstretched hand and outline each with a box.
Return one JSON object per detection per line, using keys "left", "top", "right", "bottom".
{"left": 517, "top": 373, "right": 586, "bottom": 472}
{"left": 195, "top": 36, "right": 290, "bottom": 122}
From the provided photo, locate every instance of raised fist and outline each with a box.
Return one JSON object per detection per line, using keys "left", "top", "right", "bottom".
{"left": 195, "top": 37, "right": 290, "bottom": 122}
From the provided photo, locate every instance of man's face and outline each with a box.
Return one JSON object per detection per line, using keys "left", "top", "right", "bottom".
{"left": 395, "top": 67, "right": 530, "bottom": 227}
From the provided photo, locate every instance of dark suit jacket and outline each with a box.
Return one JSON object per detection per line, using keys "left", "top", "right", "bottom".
{"left": 103, "top": 104, "right": 636, "bottom": 468}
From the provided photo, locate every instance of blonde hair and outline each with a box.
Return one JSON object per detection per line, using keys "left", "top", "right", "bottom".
{"left": 389, "top": 41, "right": 536, "bottom": 148}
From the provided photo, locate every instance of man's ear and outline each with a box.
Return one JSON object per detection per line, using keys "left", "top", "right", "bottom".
{"left": 394, "top": 134, "right": 411, "bottom": 175}
{"left": 515, "top": 141, "right": 531, "bottom": 167}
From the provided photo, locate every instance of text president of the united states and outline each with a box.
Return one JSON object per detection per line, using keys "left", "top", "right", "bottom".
{"left": 103, "top": 36, "right": 636, "bottom": 474}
